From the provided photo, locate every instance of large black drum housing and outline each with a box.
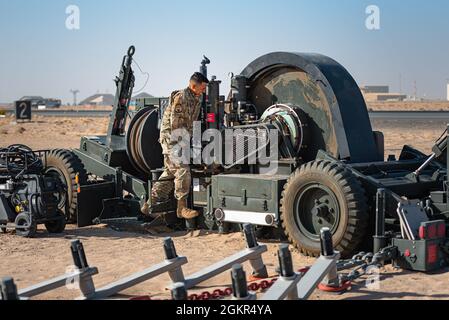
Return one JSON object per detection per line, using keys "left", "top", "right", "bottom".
{"left": 240, "top": 52, "right": 381, "bottom": 163}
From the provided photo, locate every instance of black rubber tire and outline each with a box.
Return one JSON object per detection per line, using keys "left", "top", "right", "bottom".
{"left": 45, "top": 212, "right": 66, "bottom": 234}
{"left": 45, "top": 149, "right": 87, "bottom": 223}
{"left": 15, "top": 213, "right": 37, "bottom": 238}
{"left": 1, "top": 227, "right": 6, "bottom": 234}
{"left": 280, "top": 160, "right": 369, "bottom": 258}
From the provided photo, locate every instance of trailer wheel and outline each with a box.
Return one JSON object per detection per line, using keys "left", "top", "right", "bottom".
{"left": 15, "top": 213, "right": 37, "bottom": 238}
{"left": 45, "top": 150, "right": 87, "bottom": 223}
{"left": 45, "top": 212, "right": 66, "bottom": 234}
{"left": 280, "top": 160, "right": 368, "bottom": 258}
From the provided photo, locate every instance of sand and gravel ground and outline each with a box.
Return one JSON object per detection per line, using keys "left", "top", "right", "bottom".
{"left": 368, "top": 101, "right": 449, "bottom": 112}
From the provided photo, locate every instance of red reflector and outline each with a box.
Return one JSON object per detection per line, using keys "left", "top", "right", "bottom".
{"left": 206, "top": 113, "right": 216, "bottom": 123}
{"left": 438, "top": 223, "right": 446, "bottom": 238}
{"left": 421, "top": 221, "right": 447, "bottom": 240}
{"left": 427, "top": 244, "right": 439, "bottom": 265}
{"left": 404, "top": 249, "right": 411, "bottom": 258}
{"left": 428, "top": 224, "right": 437, "bottom": 239}
{"left": 419, "top": 226, "right": 426, "bottom": 240}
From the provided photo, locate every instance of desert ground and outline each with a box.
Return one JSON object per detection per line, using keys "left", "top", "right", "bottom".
{"left": 1, "top": 108, "right": 449, "bottom": 300}
{"left": 368, "top": 101, "right": 449, "bottom": 112}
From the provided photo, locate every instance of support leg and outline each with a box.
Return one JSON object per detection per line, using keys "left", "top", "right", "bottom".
{"left": 243, "top": 224, "right": 268, "bottom": 278}
{"left": 231, "top": 264, "right": 256, "bottom": 300}
{"left": 164, "top": 237, "right": 186, "bottom": 283}
{"left": 1, "top": 277, "right": 19, "bottom": 300}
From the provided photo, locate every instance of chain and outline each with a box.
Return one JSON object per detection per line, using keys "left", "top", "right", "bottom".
{"left": 338, "top": 246, "right": 397, "bottom": 283}
{"left": 188, "top": 278, "right": 278, "bottom": 301}
{"left": 131, "top": 246, "right": 401, "bottom": 301}
{"left": 130, "top": 267, "right": 311, "bottom": 301}
{"left": 131, "top": 249, "right": 399, "bottom": 301}
{"left": 189, "top": 267, "right": 312, "bottom": 301}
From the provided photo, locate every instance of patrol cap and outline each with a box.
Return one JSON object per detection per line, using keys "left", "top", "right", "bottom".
{"left": 190, "top": 72, "right": 209, "bottom": 84}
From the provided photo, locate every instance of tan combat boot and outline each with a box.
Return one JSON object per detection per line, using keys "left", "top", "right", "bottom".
{"left": 177, "top": 198, "right": 199, "bottom": 219}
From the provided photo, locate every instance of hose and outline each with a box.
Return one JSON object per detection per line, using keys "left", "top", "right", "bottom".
{"left": 0, "top": 145, "right": 43, "bottom": 177}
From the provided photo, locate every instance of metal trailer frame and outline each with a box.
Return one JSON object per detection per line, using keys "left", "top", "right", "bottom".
{"left": 169, "top": 228, "right": 344, "bottom": 301}
{"left": 80, "top": 237, "right": 188, "bottom": 300}
{"left": 14, "top": 240, "right": 98, "bottom": 300}
{"left": 4, "top": 226, "right": 420, "bottom": 301}
{"left": 262, "top": 228, "right": 342, "bottom": 300}
{"left": 0, "top": 238, "right": 187, "bottom": 300}
{"left": 1, "top": 224, "right": 269, "bottom": 301}
{"left": 168, "top": 224, "right": 268, "bottom": 291}
{"left": 85, "top": 224, "right": 267, "bottom": 299}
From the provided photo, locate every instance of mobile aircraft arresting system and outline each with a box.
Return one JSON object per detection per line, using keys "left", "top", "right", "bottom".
{"left": 36, "top": 46, "right": 449, "bottom": 272}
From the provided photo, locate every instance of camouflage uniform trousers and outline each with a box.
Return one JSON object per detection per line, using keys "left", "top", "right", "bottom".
{"left": 151, "top": 87, "right": 200, "bottom": 203}
{"left": 152, "top": 154, "right": 191, "bottom": 201}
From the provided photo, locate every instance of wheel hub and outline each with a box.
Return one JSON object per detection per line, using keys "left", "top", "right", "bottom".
{"left": 295, "top": 184, "right": 340, "bottom": 239}
{"left": 45, "top": 167, "right": 68, "bottom": 210}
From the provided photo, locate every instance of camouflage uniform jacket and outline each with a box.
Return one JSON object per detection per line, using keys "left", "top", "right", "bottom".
{"left": 159, "top": 87, "right": 201, "bottom": 155}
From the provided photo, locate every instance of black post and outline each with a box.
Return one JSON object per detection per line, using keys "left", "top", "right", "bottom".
{"left": 200, "top": 56, "right": 210, "bottom": 78}
{"left": 447, "top": 123, "right": 449, "bottom": 166}
{"left": 206, "top": 77, "right": 221, "bottom": 130}
{"left": 278, "top": 244, "right": 294, "bottom": 278}
{"left": 243, "top": 224, "right": 258, "bottom": 249}
{"left": 200, "top": 56, "right": 210, "bottom": 130}
{"left": 115, "top": 167, "right": 123, "bottom": 198}
{"left": 1, "top": 277, "right": 19, "bottom": 300}
{"left": 171, "top": 283, "right": 188, "bottom": 300}
{"left": 106, "top": 46, "right": 136, "bottom": 146}
{"left": 163, "top": 237, "right": 178, "bottom": 260}
{"left": 446, "top": 124, "right": 449, "bottom": 213}
{"left": 374, "top": 188, "right": 388, "bottom": 253}
{"left": 71, "top": 240, "right": 89, "bottom": 269}
{"left": 231, "top": 264, "right": 248, "bottom": 299}
{"left": 320, "top": 228, "right": 334, "bottom": 257}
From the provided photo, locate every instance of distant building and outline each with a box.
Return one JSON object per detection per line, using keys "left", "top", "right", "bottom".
{"left": 19, "top": 96, "right": 62, "bottom": 108}
{"left": 132, "top": 92, "right": 154, "bottom": 100}
{"left": 0, "top": 102, "right": 12, "bottom": 108}
{"left": 361, "top": 86, "right": 406, "bottom": 102}
{"left": 130, "top": 92, "right": 154, "bottom": 107}
{"left": 79, "top": 93, "right": 115, "bottom": 106}
{"left": 361, "top": 86, "right": 390, "bottom": 94}
{"left": 367, "top": 94, "right": 407, "bottom": 102}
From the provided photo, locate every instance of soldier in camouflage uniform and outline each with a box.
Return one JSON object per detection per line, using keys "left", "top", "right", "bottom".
{"left": 141, "top": 72, "right": 209, "bottom": 219}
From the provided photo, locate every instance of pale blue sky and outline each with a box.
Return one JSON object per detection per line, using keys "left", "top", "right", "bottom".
{"left": 0, "top": 0, "right": 448, "bottom": 103}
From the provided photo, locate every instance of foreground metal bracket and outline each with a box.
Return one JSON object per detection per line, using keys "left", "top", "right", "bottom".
{"left": 168, "top": 224, "right": 268, "bottom": 290}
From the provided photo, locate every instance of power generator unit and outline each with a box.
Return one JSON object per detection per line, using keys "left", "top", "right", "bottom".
{"left": 0, "top": 145, "right": 67, "bottom": 237}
